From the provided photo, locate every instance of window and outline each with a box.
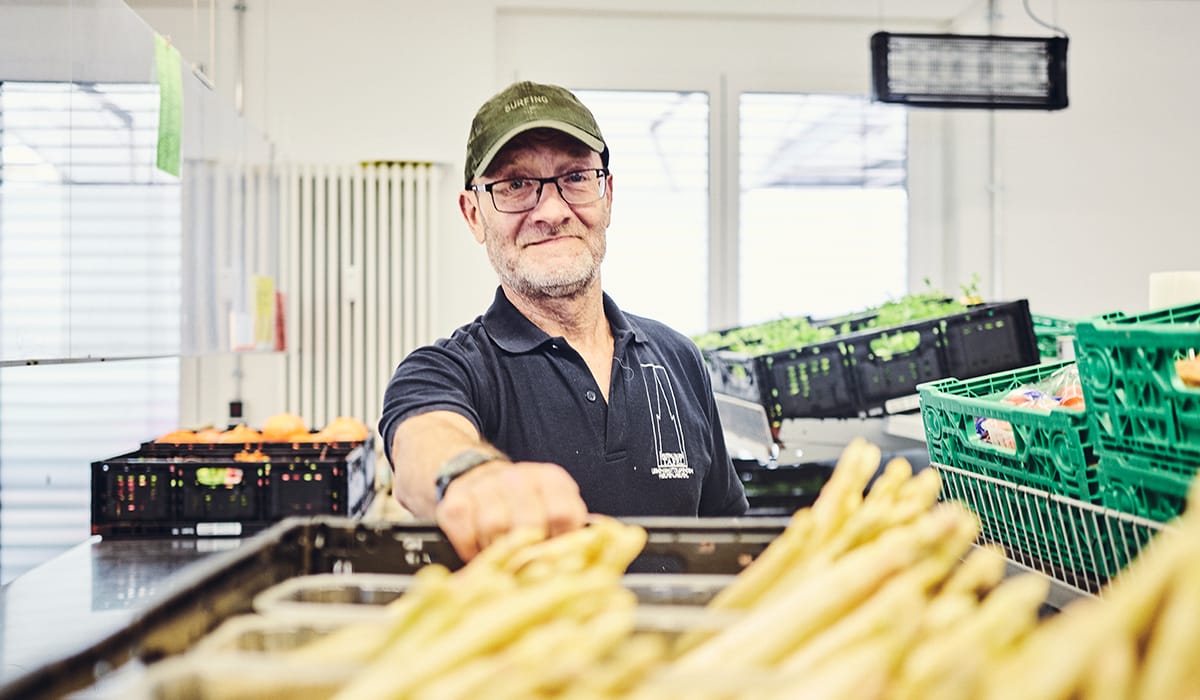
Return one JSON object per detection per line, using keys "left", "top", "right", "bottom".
{"left": 0, "top": 81, "right": 181, "bottom": 583}
{"left": 572, "top": 88, "right": 908, "bottom": 334}
{"left": 573, "top": 90, "right": 710, "bottom": 336}
{"left": 739, "top": 93, "right": 909, "bottom": 323}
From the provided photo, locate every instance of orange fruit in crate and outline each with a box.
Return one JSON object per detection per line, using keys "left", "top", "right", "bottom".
{"left": 234, "top": 448, "right": 269, "bottom": 462}
{"left": 154, "top": 429, "right": 200, "bottom": 443}
{"left": 261, "top": 413, "right": 308, "bottom": 442}
{"left": 194, "top": 428, "right": 223, "bottom": 442}
{"left": 320, "top": 416, "right": 370, "bottom": 442}
{"left": 218, "top": 424, "right": 263, "bottom": 444}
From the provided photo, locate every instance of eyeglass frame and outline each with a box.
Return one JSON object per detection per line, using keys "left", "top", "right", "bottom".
{"left": 466, "top": 168, "right": 611, "bottom": 213}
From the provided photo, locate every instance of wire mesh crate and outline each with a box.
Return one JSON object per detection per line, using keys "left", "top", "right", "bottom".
{"left": 933, "top": 462, "right": 1168, "bottom": 595}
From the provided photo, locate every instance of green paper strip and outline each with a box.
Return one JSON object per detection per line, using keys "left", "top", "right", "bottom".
{"left": 154, "top": 33, "right": 182, "bottom": 177}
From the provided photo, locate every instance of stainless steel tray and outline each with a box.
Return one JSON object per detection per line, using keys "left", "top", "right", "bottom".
{"left": 250, "top": 571, "right": 736, "bottom": 619}
{"left": 2, "top": 516, "right": 784, "bottom": 700}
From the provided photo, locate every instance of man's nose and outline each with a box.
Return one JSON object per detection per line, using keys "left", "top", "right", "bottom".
{"left": 529, "top": 180, "right": 572, "bottom": 218}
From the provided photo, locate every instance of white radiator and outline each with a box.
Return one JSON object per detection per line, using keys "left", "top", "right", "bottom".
{"left": 278, "top": 162, "right": 438, "bottom": 437}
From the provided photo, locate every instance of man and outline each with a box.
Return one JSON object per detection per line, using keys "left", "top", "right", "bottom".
{"left": 380, "top": 81, "right": 747, "bottom": 561}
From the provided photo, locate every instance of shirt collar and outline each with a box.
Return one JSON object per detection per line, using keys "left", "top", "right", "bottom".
{"left": 481, "top": 287, "right": 648, "bottom": 353}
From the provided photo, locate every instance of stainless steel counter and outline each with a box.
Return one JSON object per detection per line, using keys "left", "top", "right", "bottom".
{"left": 0, "top": 536, "right": 246, "bottom": 685}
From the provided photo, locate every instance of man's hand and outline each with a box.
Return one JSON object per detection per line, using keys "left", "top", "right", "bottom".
{"left": 434, "top": 460, "right": 588, "bottom": 562}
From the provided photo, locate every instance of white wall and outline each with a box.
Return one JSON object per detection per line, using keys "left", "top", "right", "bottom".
{"left": 944, "top": 0, "right": 1200, "bottom": 318}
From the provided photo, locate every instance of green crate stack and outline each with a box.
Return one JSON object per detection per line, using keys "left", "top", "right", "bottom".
{"left": 1031, "top": 313, "right": 1076, "bottom": 361}
{"left": 1074, "top": 301, "right": 1200, "bottom": 521}
{"left": 918, "top": 360, "right": 1133, "bottom": 577}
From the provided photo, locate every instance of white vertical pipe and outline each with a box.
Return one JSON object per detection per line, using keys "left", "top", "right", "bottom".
{"left": 392, "top": 164, "right": 406, "bottom": 366}
{"left": 299, "top": 165, "right": 314, "bottom": 423}
{"left": 379, "top": 164, "right": 397, "bottom": 432}
{"left": 257, "top": 165, "right": 271, "bottom": 283}
{"left": 283, "top": 164, "right": 300, "bottom": 415}
{"left": 213, "top": 163, "right": 230, "bottom": 353}
{"left": 352, "top": 165, "right": 366, "bottom": 429}
{"left": 401, "top": 163, "right": 417, "bottom": 357}
{"left": 244, "top": 165, "right": 257, "bottom": 280}
{"left": 313, "top": 165, "right": 329, "bottom": 429}
{"left": 989, "top": 111, "right": 1004, "bottom": 300}
{"left": 426, "top": 164, "right": 440, "bottom": 342}
{"left": 364, "top": 165, "right": 379, "bottom": 441}
{"left": 988, "top": 0, "right": 1004, "bottom": 300}
{"left": 713, "top": 74, "right": 738, "bottom": 329}
{"left": 415, "top": 164, "right": 430, "bottom": 345}
{"left": 325, "top": 165, "right": 341, "bottom": 420}
{"left": 193, "top": 163, "right": 215, "bottom": 352}
{"left": 232, "top": 165, "right": 246, "bottom": 320}
{"left": 339, "top": 166, "right": 353, "bottom": 420}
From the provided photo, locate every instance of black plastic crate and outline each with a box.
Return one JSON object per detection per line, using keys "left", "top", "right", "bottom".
{"left": 757, "top": 339, "right": 860, "bottom": 420}
{"left": 713, "top": 300, "right": 1038, "bottom": 426}
{"left": 850, "top": 320, "right": 948, "bottom": 410}
{"left": 177, "top": 460, "right": 264, "bottom": 523}
{"left": 263, "top": 441, "right": 375, "bottom": 519}
{"left": 707, "top": 350, "right": 762, "bottom": 403}
{"left": 92, "top": 457, "right": 177, "bottom": 524}
{"left": 92, "top": 438, "right": 375, "bottom": 538}
{"left": 941, "top": 300, "right": 1039, "bottom": 380}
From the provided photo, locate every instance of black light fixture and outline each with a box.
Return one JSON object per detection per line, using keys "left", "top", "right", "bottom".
{"left": 870, "top": 2, "right": 1069, "bottom": 111}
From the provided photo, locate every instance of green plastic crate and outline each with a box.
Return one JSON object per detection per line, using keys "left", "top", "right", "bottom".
{"left": 918, "top": 361, "right": 1131, "bottom": 578}
{"left": 1074, "top": 301, "right": 1200, "bottom": 463}
{"left": 918, "top": 360, "right": 1100, "bottom": 502}
{"left": 1098, "top": 446, "right": 1199, "bottom": 523}
{"left": 1031, "top": 313, "right": 1075, "bottom": 361}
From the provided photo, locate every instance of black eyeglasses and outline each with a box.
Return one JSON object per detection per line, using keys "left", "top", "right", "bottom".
{"left": 468, "top": 168, "right": 610, "bottom": 213}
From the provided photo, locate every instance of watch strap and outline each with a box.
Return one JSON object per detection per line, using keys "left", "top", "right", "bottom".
{"left": 435, "top": 447, "right": 507, "bottom": 501}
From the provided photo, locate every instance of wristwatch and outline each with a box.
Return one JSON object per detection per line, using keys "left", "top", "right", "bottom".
{"left": 435, "top": 447, "right": 508, "bottom": 501}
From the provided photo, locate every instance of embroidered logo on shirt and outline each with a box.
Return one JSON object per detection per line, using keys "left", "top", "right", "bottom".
{"left": 641, "top": 363, "right": 693, "bottom": 480}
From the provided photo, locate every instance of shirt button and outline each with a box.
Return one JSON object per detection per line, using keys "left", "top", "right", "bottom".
{"left": 585, "top": 390, "right": 597, "bottom": 402}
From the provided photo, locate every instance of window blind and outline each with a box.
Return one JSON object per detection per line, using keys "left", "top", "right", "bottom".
{"left": 571, "top": 90, "right": 710, "bottom": 336}
{"left": 0, "top": 81, "right": 181, "bottom": 584}
{"left": 739, "top": 93, "right": 909, "bottom": 322}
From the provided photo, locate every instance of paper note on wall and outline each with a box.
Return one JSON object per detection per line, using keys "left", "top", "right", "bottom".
{"left": 154, "top": 33, "right": 183, "bottom": 177}
{"left": 254, "top": 276, "right": 276, "bottom": 349}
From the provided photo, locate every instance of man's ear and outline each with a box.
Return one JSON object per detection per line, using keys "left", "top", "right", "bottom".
{"left": 603, "top": 175, "right": 614, "bottom": 228}
{"left": 458, "top": 190, "right": 487, "bottom": 244}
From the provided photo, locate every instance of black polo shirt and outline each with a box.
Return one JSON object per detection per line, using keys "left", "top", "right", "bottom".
{"left": 380, "top": 287, "right": 747, "bottom": 517}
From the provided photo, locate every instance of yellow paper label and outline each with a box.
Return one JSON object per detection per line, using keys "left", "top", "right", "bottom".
{"left": 253, "top": 276, "right": 276, "bottom": 348}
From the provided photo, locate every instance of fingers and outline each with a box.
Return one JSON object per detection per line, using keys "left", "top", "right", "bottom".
{"left": 435, "top": 461, "right": 588, "bottom": 562}
{"left": 538, "top": 467, "right": 588, "bottom": 537}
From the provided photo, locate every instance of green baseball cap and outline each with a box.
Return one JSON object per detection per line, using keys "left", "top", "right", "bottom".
{"left": 464, "top": 81, "right": 608, "bottom": 187}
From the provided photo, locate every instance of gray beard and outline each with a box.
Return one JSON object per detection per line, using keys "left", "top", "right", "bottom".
{"left": 485, "top": 225, "right": 606, "bottom": 300}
